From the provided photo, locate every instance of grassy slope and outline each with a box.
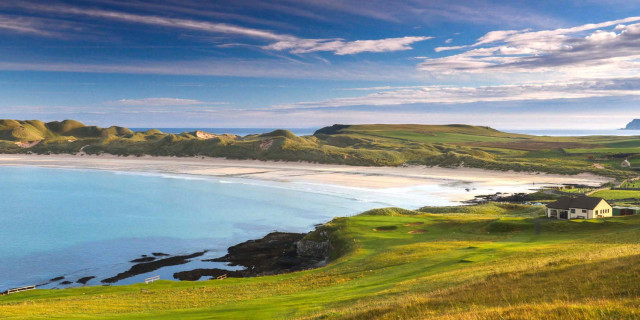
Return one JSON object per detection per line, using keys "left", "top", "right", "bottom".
{"left": 3, "top": 203, "right": 640, "bottom": 319}
{"left": 592, "top": 189, "right": 640, "bottom": 200}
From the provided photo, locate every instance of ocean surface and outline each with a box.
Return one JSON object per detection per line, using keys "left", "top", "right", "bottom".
{"left": 0, "top": 165, "right": 511, "bottom": 291}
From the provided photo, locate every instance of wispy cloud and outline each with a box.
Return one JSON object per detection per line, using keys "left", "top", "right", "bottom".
{"left": 0, "top": 14, "right": 61, "bottom": 37}
{"left": 274, "top": 78, "right": 640, "bottom": 109}
{"left": 273, "top": 0, "right": 564, "bottom": 28}
{"left": 6, "top": 2, "right": 429, "bottom": 55}
{"left": 12, "top": 2, "right": 292, "bottom": 41}
{"left": 264, "top": 36, "right": 432, "bottom": 55}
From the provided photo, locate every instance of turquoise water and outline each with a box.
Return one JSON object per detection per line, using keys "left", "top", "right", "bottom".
{"left": 0, "top": 166, "right": 460, "bottom": 291}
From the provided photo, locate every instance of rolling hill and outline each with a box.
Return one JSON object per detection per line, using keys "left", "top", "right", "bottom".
{"left": 1, "top": 120, "right": 639, "bottom": 178}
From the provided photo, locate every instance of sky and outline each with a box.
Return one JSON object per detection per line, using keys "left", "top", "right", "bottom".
{"left": 2, "top": 0, "right": 640, "bottom": 129}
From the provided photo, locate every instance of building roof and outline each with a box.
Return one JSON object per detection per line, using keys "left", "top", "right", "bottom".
{"left": 546, "top": 196, "right": 607, "bottom": 210}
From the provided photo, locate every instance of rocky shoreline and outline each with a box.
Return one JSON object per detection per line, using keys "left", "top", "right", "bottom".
{"left": 37, "top": 227, "right": 335, "bottom": 289}
{"left": 174, "top": 231, "right": 331, "bottom": 281}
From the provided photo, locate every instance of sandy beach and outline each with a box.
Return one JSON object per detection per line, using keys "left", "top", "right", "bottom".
{"left": 0, "top": 154, "right": 612, "bottom": 198}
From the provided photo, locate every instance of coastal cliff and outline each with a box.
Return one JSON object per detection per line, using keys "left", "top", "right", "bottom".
{"left": 624, "top": 119, "right": 640, "bottom": 130}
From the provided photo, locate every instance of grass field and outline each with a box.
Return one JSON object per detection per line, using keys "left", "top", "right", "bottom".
{"left": 620, "top": 180, "right": 640, "bottom": 189}
{"left": 591, "top": 189, "right": 640, "bottom": 200}
{"left": 3, "top": 203, "right": 640, "bottom": 319}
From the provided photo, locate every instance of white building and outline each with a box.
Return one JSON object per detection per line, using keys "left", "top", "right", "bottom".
{"left": 546, "top": 196, "right": 612, "bottom": 219}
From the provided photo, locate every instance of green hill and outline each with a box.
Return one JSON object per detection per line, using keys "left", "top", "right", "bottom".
{"left": 3, "top": 203, "right": 640, "bottom": 319}
{"left": 0, "top": 119, "right": 133, "bottom": 142}
{"left": 1, "top": 120, "right": 640, "bottom": 178}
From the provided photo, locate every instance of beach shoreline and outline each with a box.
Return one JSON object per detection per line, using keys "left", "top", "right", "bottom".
{"left": 0, "top": 154, "right": 612, "bottom": 202}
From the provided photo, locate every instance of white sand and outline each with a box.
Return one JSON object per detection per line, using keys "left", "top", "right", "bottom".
{"left": 0, "top": 154, "right": 611, "bottom": 195}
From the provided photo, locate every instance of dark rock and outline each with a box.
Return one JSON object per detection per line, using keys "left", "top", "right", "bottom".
{"left": 152, "top": 252, "right": 170, "bottom": 257}
{"left": 296, "top": 238, "right": 330, "bottom": 261}
{"left": 183, "top": 231, "right": 331, "bottom": 280}
{"left": 50, "top": 276, "right": 65, "bottom": 282}
{"left": 102, "top": 251, "right": 207, "bottom": 283}
{"left": 60, "top": 281, "right": 72, "bottom": 285}
{"left": 173, "top": 269, "right": 244, "bottom": 281}
{"left": 208, "top": 232, "right": 306, "bottom": 274}
{"left": 77, "top": 276, "right": 95, "bottom": 284}
{"left": 130, "top": 257, "right": 156, "bottom": 263}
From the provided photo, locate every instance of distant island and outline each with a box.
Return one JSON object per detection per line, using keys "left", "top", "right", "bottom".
{"left": 623, "top": 119, "right": 640, "bottom": 130}
{"left": 0, "top": 119, "right": 639, "bottom": 179}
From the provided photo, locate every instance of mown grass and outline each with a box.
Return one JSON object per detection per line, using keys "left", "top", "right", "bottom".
{"left": 592, "top": 189, "right": 640, "bottom": 200}
{"left": 3, "top": 204, "right": 640, "bottom": 319}
{"left": 620, "top": 180, "right": 640, "bottom": 189}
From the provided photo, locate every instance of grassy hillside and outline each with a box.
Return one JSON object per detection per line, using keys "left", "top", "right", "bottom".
{"left": 2, "top": 120, "right": 640, "bottom": 178}
{"left": 3, "top": 203, "right": 640, "bottom": 319}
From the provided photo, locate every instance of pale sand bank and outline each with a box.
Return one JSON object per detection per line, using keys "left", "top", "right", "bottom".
{"left": 0, "top": 154, "right": 612, "bottom": 194}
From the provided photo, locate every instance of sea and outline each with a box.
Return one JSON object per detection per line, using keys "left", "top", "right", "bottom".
{"left": 1, "top": 165, "right": 504, "bottom": 291}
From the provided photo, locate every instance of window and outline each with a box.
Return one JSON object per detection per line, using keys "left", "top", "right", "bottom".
{"left": 595, "top": 210, "right": 599, "bottom": 214}
{"left": 571, "top": 209, "right": 575, "bottom": 213}
{"left": 582, "top": 209, "right": 587, "bottom": 213}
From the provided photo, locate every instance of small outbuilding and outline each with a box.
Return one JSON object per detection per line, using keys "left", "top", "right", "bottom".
{"left": 546, "top": 196, "right": 612, "bottom": 219}
{"left": 613, "top": 206, "right": 640, "bottom": 216}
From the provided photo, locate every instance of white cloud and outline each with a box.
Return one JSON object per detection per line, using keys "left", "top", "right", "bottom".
{"left": 111, "top": 98, "right": 209, "bottom": 107}
{"left": 423, "top": 16, "right": 640, "bottom": 75}
{"left": 264, "top": 36, "right": 432, "bottom": 55}
{"left": 445, "top": 38, "right": 453, "bottom": 43}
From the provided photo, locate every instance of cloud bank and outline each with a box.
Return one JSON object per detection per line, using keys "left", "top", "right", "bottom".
{"left": 423, "top": 16, "right": 640, "bottom": 75}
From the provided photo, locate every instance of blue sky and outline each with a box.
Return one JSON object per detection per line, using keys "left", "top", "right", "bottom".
{"left": 2, "top": 0, "right": 640, "bottom": 129}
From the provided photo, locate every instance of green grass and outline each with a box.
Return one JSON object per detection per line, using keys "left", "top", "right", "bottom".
{"left": 564, "top": 147, "right": 640, "bottom": 154}
{"left": 591, "top": 189, "right": 640, "bottom": 200}
{"left": 3, "top": 204, "right": 640, "bottom": 319}
{"left": 620, "top": 180, "right": 640, "bottom": 189}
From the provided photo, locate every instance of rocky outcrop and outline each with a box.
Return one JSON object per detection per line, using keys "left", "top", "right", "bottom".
{"left": 624, "top": 119, "right": 640, "bottom": 130}
{"left": 174, "top": 231, "right": 334, "bottom": 281}
{"left": 102, "top": 251, "right": 207, "bottom": 283}
{"left": 297, "top": 236, "right": 331, "bottom": 262}
{"left": 77, "top": 276, "right": 95, "bottom": 284}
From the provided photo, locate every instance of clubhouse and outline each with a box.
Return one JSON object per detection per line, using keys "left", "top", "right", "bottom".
{"left": 546, "top": 196, "right": 612, "bottom": 219}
